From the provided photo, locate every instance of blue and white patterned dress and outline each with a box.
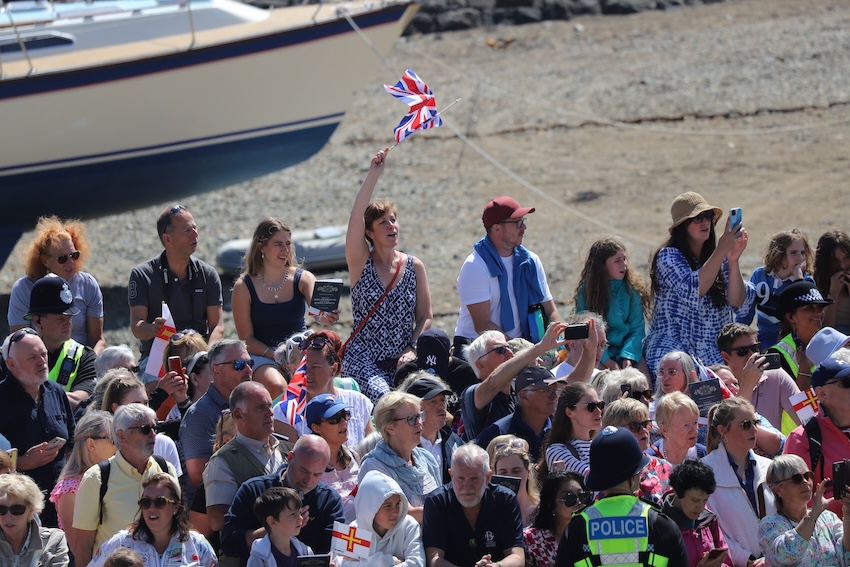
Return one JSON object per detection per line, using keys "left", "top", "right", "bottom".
{"left": 759, "top": 511, "right": 850, "bottom": 567}
{"left": 342, "top": 255, "right": 417, "bottom": 402}
{"left": 644, "top": 247, "right": 755, "bottom": 374}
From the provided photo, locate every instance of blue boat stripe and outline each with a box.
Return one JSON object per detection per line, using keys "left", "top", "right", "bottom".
{"left": 0, "top": 4, "right": 408, "bottom": 100}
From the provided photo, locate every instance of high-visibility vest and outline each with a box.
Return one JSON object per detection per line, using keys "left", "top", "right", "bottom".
{"left": 574, "top": 495, "right": 669, "bottom": 567}
{"left": 48, "top": 339, "right": 83, "bottom": 392}
{"left": 772, "top": 334, "right": 812, "bottom": 435}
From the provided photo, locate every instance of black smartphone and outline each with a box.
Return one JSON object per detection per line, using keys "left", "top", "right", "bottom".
{"left": 707, "top": 548, "right": 727, "bottom": 561}
{"left": 620, "top": 384, "right": 632, "bottom": 395}
{"left": 563, "top": 323, "right": 590, "bottom": 340}
{"left": 763, "top": 352, "right": 782, "bottom": 370}
{"left": 833, "top": 460, "right": 848, "bottom": 499}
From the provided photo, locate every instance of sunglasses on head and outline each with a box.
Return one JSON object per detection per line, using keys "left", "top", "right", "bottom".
{"left": 170, "top": 329, "right": 198, "bottom": 342}
{"left": 302, "top": 337, "right": 330, "bottom": 350}
{"left": 779, "top": 471, "right": 814, "bottom": 485}
{"left": 214, "top": 359, "right": 254, "bottom": 371}
{"left": 128, "top": 424, "right": 159, "bottom": 435}
{"left": 559, "top": 491, "right": 593, "bottom": 507}
{"left": 324, "top": 410, "right": 351, "bottom": 425}
{"left": 480, "top": 345, "right": 509, "bottom": 360}
{"left": 630, "top": 390, "right": 653, "bottom": 402}
{"left": 0, "top": 504, "right": 27, "bottom": 516}
{"left": 8, "top": 327, "right": 38, "bottom": 345}
{"left": 138, "top": 496, "right": 179, "bottom": 510}
{"left": 572, "top": 401, "right": 605, "bottom": 413}
{"left": 56, "top": 250, "right": 81, "bottom": 264}
{"left": 625, "top": 420, "right": 652, "bottom": 433}
{"left": 737, "top": 419, "right": 757, "bottom": 431}
{"left": 495, "top": 440, "right": 527, "bottom": 451}
{"left": 168, "top": 204, "right": 186, "bottom": 215}
{"left": 728, "top": 343, "right": 761, "bottom": 357}
{"left": 690, "top": 211, "right": 715, "bottom": 224}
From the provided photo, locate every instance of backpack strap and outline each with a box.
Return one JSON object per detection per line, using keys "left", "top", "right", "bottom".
{"left": 97, "top": 460, "right": 111, "bottom": 526}
{"left": 152, "top": 454, "right": 168, "bottom": 472}
{"left": 804, "top": 417, "right": 823, "bottom": 479}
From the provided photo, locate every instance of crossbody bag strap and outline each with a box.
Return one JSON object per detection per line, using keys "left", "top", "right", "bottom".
{"left": 339, "top": 256, "right": 404, "bottom": 360}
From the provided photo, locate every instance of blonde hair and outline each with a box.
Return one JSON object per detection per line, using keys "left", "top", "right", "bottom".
{"left": 654, "top": 391, "right": 699, "bottom": 430}
{"left": 601, "top": 398, "right": 648, "bottom": 428}
{"left": 492, "top": 438, "right": 540, "bottom": 506}
{"left": 0, "top": 473, "right": 44, "bottom": 514}
{"left": 706, "top": 397, "right": 754, "bottom": 453}
{"left": 373, "top": 391, "right": 421, "bottom": 442}
{"left": 214, "top": 410, "right": 236, "bottom": 453}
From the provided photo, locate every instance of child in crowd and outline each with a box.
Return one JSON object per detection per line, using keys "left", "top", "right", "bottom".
{"left": 248, "top": 487, "right": 313, "bottom": 567}
{"left": 737, "top": 228, "right": 814, "bottom": 346}
{"left": 0, "top": 450, "right": 15, "bottom": 474}
{"left": 336, "top": 470, "right": 424, "bottom": 567}
{"left": 575, "top": 237, "right": 650, "bottom": 370}
{"left": 103, "top": 549, "right": 144, "bottom": 567}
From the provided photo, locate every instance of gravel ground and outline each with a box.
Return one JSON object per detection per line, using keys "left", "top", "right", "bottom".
{"left": 2, "top": 0, "right": 850, "bottom": 356}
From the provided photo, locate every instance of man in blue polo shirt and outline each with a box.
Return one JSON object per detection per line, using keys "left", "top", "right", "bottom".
{"left": 475, "top": 366, "right": 562, "bottom": 461}
{"left": 423, "top": 443, "right": 524, "bottom": 567}
{"left": 0, "top": 328, "right": 75, "bottom": 527}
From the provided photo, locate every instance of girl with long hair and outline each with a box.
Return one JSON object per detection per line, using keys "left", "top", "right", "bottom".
{"left": 575, "top": 237, "right": 650, "bottom": 370}
{"left": 645, "top": 192, "right": 754, "bottom": 373}
{"left": 487, "top": 436, "right": 540, "bottom": 526}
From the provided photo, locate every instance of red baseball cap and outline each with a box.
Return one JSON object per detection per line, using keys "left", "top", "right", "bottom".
{"left": 482, "top": 196, "right": 535, "bottom": 230}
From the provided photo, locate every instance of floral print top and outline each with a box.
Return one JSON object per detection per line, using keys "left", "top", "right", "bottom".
{"left": 759, "top": 511, "right": 850, "bottom": 567}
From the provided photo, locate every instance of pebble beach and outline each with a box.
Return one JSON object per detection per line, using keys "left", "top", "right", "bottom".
{"left": 2, "top": 0, "right": 850, "bottom": 356}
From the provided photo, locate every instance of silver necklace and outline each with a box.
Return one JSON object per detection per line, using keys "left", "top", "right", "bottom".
{"left": 258, "top": 270, "right": 288, "bottom": 300}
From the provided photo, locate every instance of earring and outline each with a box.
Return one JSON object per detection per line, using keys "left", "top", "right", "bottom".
{"left": 261, "top": 253, "right": 265, "bottom": 260}
{"left": 723, "top": 436, "right": 728, "bottom": 444}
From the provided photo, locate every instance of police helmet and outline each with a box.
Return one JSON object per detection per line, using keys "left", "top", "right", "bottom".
{"left": 25, "top": 276, "right": 80, "bottom": 321}
{"left": 585, "top": 426, "right": 650, "bottom": 491}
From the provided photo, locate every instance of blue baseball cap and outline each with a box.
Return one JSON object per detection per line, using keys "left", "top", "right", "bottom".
{"left": 811, "top": 357, "right": 850, "bottom": 389}
{"left": 305, "top": 394, "right": 349, "bottom": 428}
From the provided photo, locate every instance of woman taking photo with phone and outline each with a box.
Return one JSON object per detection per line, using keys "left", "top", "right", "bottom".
{"left": 645, "top": 192, "right": 754, "bottom": 373}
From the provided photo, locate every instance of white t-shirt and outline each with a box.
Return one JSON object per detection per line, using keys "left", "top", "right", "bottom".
{"left": 454, "top": 248, "right": 553, "bottom": 339}
{"left": 154, "top": 433, "right": 183, "bottom": 477}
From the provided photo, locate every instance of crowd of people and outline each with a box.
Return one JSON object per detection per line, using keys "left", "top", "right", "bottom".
{"left": 3, "top": 150, "right": 850, "bottom": 567}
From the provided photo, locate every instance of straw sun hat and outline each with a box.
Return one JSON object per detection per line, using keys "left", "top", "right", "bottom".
{"left": 668, "top": 192, "right": 723, "bottom": 234}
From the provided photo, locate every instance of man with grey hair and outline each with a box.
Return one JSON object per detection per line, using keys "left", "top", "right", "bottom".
{"left": 94, "top": 344, "right": 137, "bottom": 378}
{"left": 552, "top": 311, "right": 607, "bottom": 379}
{"left": 423, "top": 443, "right": 524, "bottom": 567}
{"left": 221, "top": 435, "right": 344, "bottom": 565}
{"left": 204, "top": 381, "right": 291, "bottom": 533}
{"left": 180, "top": 338, "right": 253, "bottom": 502}
{"left": 73, "top": 403, "right": 177, "bottom": 566}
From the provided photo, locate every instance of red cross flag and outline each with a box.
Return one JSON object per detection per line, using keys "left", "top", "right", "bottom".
{"left": 144, "top": 302, "right": 176, "bottom": 379}
{"left": 790, "top": 388, "right": 819, "bottom": 423}
{"left": 331, "top": 521, "right": 372, "bottom": 560}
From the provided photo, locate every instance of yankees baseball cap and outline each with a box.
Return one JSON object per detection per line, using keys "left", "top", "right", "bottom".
{"left": 417, "top": 328, "right": 451, "bottom": 381}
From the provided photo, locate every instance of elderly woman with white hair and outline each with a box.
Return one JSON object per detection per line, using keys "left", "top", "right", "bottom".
{"left": 358, "top": 391, "right": 441, "bottom": 524}
{"left": 95, "top": 344, "right": 138, "bottom": 378}
{"left": 759, "top": 454, "right": 850, "bottom": 567}
{"left": 0, "top": 474, "right": 69, "bottom": 566}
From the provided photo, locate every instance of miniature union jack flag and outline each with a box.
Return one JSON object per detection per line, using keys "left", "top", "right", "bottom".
{"left": 384, "top": 68, "right": 442, "bottom": 143}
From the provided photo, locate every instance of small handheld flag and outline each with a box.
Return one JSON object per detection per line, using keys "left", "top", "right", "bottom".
{"left": 331, "top": 522, "right": 372, "bottom": 560}
{"left": 384, "top": 69, "right": 443, "bottom": 144}
{"left": 144, "top": 302, "right": 176, "bottom": 379}
{"left": 790, "top": 388, "right": 819, "bottom": 423}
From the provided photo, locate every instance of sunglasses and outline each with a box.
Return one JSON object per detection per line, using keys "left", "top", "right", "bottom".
{"left": 168, "top": 204, "right": 186, "bottom": 215}
{"left": 324, "top": 410, "right": 351, "bottom": 425}
{"left": 480, "top": 345, "right": 509, "bottom": 360}
{"left": 0, "top": 504, "right": 27, "bottom": 516}
{"left": 825, "top": 376, "right": 850, "bottom": 389}
{"left": 138, "top": 496, "right": 179, "bottom": 510}
{"left": 498, "top": 217, "right": 527, "bottom": 229}
{"left": 495, "top": 440, "right": 527, "bottom": 451}
{"left": 572, "top": 401, "right": 605, "bottom": 413}
{"left": 214, "top": 359, "right": 254, "bottom": 371}
{"left": 630, "top": 390, "right": 653, "bottom": 402}
{"left": 170, "top": 329, "right": 198, "bottom": 342}
{"left": 8, "top": 327, "right": 38, "bottom": 346}
{"left": 728, "top": 343, "right": 761, "bottom": 357}
{"left": 625, "top": 420, "right": 652, "bottom": 433}
{"left": 737, "top": 419, "right": 757, "bottom": 431}
{"left": 126, "top": 364, "right": 141, "bottom": 374}
{"left": 128, "top": 424, "right": 159, "bottom": 435}
{"left": 56, "top": 250, "right": 81, "bottom": 264}
{"left": 392, "top": 411, "right": 426, "bottom": 426}
{"left": 302, "top": 337, "right": 331, "bottom": 351}
{"left": 779, "top": 471, "right": 814, "bottom": 485}
{"left": 690, "top": 211, "right": 715, "bottom": 224}
{"left": 559, "top": 491, "right": 593, "bottom": 507}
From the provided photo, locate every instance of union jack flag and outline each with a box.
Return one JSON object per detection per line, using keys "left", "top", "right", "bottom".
{"left": 383, "top": 69, "right": 442, "bottom": 143}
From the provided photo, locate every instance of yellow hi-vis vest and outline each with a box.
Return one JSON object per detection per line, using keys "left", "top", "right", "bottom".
{"left": 48, "top": 339, "right": 83, "bottom": 392}
{"left": 575, "top": 495, "right": 669, "bottom": 567}
{"left": 773, "top": 334, "right": 812, "bottom": 435}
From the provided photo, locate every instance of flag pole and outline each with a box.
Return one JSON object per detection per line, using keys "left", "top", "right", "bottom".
{"left": 388, "top": 98, "right": 462, "bottom": 152}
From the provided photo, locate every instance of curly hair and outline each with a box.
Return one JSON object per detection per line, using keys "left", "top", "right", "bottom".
{"left": 814, "top": 230, "right": 850, "bottom": 295}
{"left": 22, "top": 215, "right": 91, "bottom": 278}
{"left": 651, "top": 220, "right": 726, "bottom": 308}
{"left": 576, "top": 237, "right": 651, "bottom": 321}
{"left": 131, "top": 473, "right": 189, "bottom": 543}
{"left": 669, "top": 459, "right": 717, "bottom": 498}
{"left": 530, "top": 472, "right": 586, "bottom": 531}
{"left": 763, "top": 228, "right": 813, "bottom": 276}
{"left": 244, "top": 218, "right": 300, "bottom": 277}
{"left": 537, "top": 382, "right": 596, "bottom": 479}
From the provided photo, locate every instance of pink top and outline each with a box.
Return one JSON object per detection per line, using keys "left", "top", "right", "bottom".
{"left": 49, "top": 476, "right": 81, "bottom": 530}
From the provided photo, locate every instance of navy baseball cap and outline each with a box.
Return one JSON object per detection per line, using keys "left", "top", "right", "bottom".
{"left": 305, "top": 394, "right": 349, "bottom": 428}
{"left": 811, "top": 357, "right": 850, "bottom": 389}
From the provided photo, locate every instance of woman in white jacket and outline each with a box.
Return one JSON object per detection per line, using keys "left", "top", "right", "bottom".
{"left": 336, "top": 471, "right": 424, "bottom": 567}
{"left": 701, "top": 397, "right": 775, "bottom": 567}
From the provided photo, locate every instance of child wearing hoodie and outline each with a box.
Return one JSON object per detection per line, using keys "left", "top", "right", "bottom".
{"left": 336, "top": 471, "right": 424, "bottom": 567}
{"left": 248, "top": 487, "right": 314, "bottom": 567}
